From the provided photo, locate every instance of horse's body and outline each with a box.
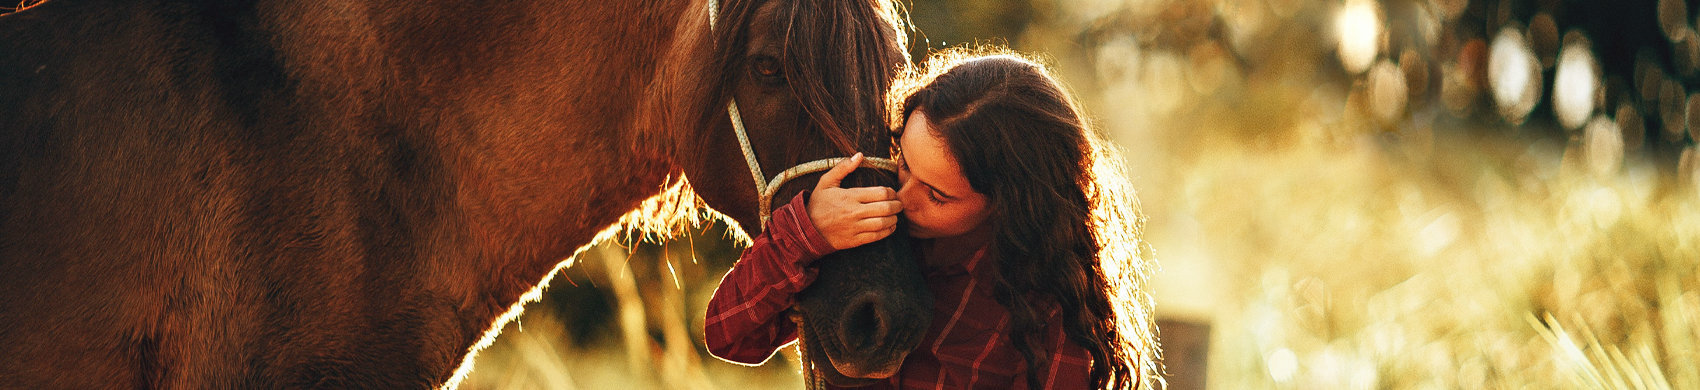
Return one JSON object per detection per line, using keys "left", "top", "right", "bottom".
{"left": 0, "top": 0, "right": 926, "bottom": 387}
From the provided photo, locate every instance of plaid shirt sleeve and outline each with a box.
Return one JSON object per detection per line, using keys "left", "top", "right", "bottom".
{"left": 703, "top": 192, "right": 837, "bottom": 365}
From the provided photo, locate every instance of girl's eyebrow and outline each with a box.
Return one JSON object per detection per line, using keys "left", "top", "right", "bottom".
{"left": 929, "top": 184, "right": 958, "bottom": 200}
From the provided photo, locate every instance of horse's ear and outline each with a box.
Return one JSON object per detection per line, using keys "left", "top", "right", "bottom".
{"left": 635, "top": 0, "right": 718, "bottom": 163}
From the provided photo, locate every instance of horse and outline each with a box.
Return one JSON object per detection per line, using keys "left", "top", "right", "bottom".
{"left": 0, "top": 0, "right": 930, "bottom": 387}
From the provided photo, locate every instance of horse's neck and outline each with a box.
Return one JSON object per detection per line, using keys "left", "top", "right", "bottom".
{"left": 262, "top": 0, "right": 696, "bottom": 243}
{"left": 254, "top": 0, "right": 700, "bottom": 381}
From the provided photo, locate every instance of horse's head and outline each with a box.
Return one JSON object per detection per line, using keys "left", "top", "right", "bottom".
{"left": 650, "top": 0, "right": 931, "bottom": 384}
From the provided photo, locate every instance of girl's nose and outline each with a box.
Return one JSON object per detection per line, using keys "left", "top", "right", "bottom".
{"left": 895, "top": 177, "right": 920, "bottom": 211}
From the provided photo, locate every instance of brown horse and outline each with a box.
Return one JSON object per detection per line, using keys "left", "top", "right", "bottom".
{"left": 0, "top": 0, "right": 929, "bottom": 388}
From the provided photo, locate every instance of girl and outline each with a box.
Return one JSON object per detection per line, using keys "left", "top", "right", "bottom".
{"left": 705, "top": 50, "right": 1157, "bottom": 389}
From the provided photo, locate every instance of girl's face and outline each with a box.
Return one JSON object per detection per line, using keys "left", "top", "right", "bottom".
{"left": 897, "top": 111, "right": 992, "bottom": 239}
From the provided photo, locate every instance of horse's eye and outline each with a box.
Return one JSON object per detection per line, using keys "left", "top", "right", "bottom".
{"left": 751, "top": 56, "right": 784, "bottom": 84}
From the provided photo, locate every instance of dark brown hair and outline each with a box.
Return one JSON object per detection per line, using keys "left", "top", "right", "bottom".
{"left": 707, "top": 0, "right": 908, "bottom": 156}
{"left": 891, "top": 49, "right": 1159, "bottom": 389}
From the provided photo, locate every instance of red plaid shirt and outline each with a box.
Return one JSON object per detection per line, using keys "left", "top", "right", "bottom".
{"left": 704, "top": 193, "right": 1093, "bottom": 389}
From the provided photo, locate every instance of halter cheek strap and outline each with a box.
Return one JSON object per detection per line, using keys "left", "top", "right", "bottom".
{"left": 731, "top": 101, "right": 898, "bottom": 226}
{"left": 707, "top": 0, "right": 896, "bottom": 227}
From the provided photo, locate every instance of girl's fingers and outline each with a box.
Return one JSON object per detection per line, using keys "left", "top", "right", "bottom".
{"left": 848, "top": 186, "right": 897, "bottom": 202}
{"left": 852, "top": 200, "right": 902, "bottom": 218}
{"left": 814, "top": 153, "right": 863, "bottom": 191}
{"left": 875, "top": 199, "right": 902, "bottom": 215}
{"left": 843, "top": 217, "right": 897, "bottom": 247}
{"left": 856, "top": 216, "right": 898, "bottom": 232}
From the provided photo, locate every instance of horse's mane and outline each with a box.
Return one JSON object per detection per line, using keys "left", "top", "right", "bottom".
{"left": 641, "top": 0, "right": 909, "bottom": 161}
{"left": 627, "top": 0, "right": 910, "bottom": 241}
{"left": 721, "top": 0, "right": 909, "bottom": 157}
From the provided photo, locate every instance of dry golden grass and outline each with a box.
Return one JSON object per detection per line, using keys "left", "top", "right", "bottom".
{"left": 1166, "top": 129, "right": 1700, "bottom": 389}
{"left": 458, "top": 230, "right": 811, "bottom": 390}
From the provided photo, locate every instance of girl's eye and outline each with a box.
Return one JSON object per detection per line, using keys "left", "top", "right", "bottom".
{"left": 926, "top": 190, "right": 947, "bottom": 205}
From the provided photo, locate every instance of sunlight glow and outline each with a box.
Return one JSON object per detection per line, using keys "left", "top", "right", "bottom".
{"left": 1350, "top": 359, "right": 1378, "bottom": 390}
{"left": 1553, "top": 34, "right": 1599, "bottom": 130}
{"left": 1490, "top": 26, "right": 1541, "bottom": 124}
{"left": 1268, "top": 348, "right": 1299, "bottom": 383}
{"left": 1416, "top": 212, "right": 1459, "bottom": 257}
{"left": 1336, "top": 0, "right": 1381, "bottom": 74}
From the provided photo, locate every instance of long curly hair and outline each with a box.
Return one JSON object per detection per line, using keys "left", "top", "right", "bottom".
{"left": 889, "top": 48, "right": 1160, "bottom": 389}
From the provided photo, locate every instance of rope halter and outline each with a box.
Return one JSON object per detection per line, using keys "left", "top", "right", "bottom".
{"left": 728, "top": 101, "right": 898, "bottom": 226}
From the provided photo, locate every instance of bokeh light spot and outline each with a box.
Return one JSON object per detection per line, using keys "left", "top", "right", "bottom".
{"left": 1636, "top": 50, "right": 1664, "bottom": 104}
{"left": 1616, "top": 103, "right": 1646, "bottom": 152}
{"left": 1268, "top": 348, "right": 1299, "bottom": 383}
{"left": 1553, "top": 33, "right": 1599, "bottom": 130}
{"left": 1660, "top": 78, "right": 1687, "bottom": 141}
{"left": 1146, "top": 51, "right": 1190, "bottom": 116}
{"left": 1401, "top": 49, "right": 1430, "bottom": 101}
{"left": 1688, "top": 94, "right": 1700, "bottom": 142}
{"left": 1432, "top": 0, "right": 1467, "bottom": 21}
{"left": 1336, "top": 0, "right": 1381, "bottom": 74}
{"left": 1369, "top": 59, "right": 1408, "bottom": 124}
{"left": 1489, "top": 26, "right": 1540, "bottom": 124}
{"left": 1350, "top": 359, "right": 1377, "bottom": 390}
{"left": 1660, "top": 0, "right": 1690, "bottom": 42}
{"left": 1681, "top": 147, "right": 1700, "bottom": 192}
{"left": 1585, "top": 114, "right": 1624, "bottom": 177}
{"left": 1673, "top": 29, "right": 1700, "bottom": 77}
{"left": 1188, "top": 41, "right": 1235, "bottom": 96}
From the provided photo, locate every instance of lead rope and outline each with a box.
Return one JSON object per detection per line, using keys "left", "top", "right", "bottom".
{"left": 791, "top": 312, "right": 826, "bottom": 390}
{"left": 709, "top": 2, "right": 897, "bottom": 388}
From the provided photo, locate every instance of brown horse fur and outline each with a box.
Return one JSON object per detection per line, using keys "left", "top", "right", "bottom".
{"left": 0, "top": 0, "right": 928, "bottom": 388}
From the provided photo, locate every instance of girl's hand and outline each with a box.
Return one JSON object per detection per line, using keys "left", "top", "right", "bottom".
{"left": 808, "top": 153, "right": 901, "bottom": 250}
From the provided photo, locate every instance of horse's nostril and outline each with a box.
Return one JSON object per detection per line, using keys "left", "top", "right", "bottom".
{"left": 839, "top": 293, "right": 890, "bottom": 352}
